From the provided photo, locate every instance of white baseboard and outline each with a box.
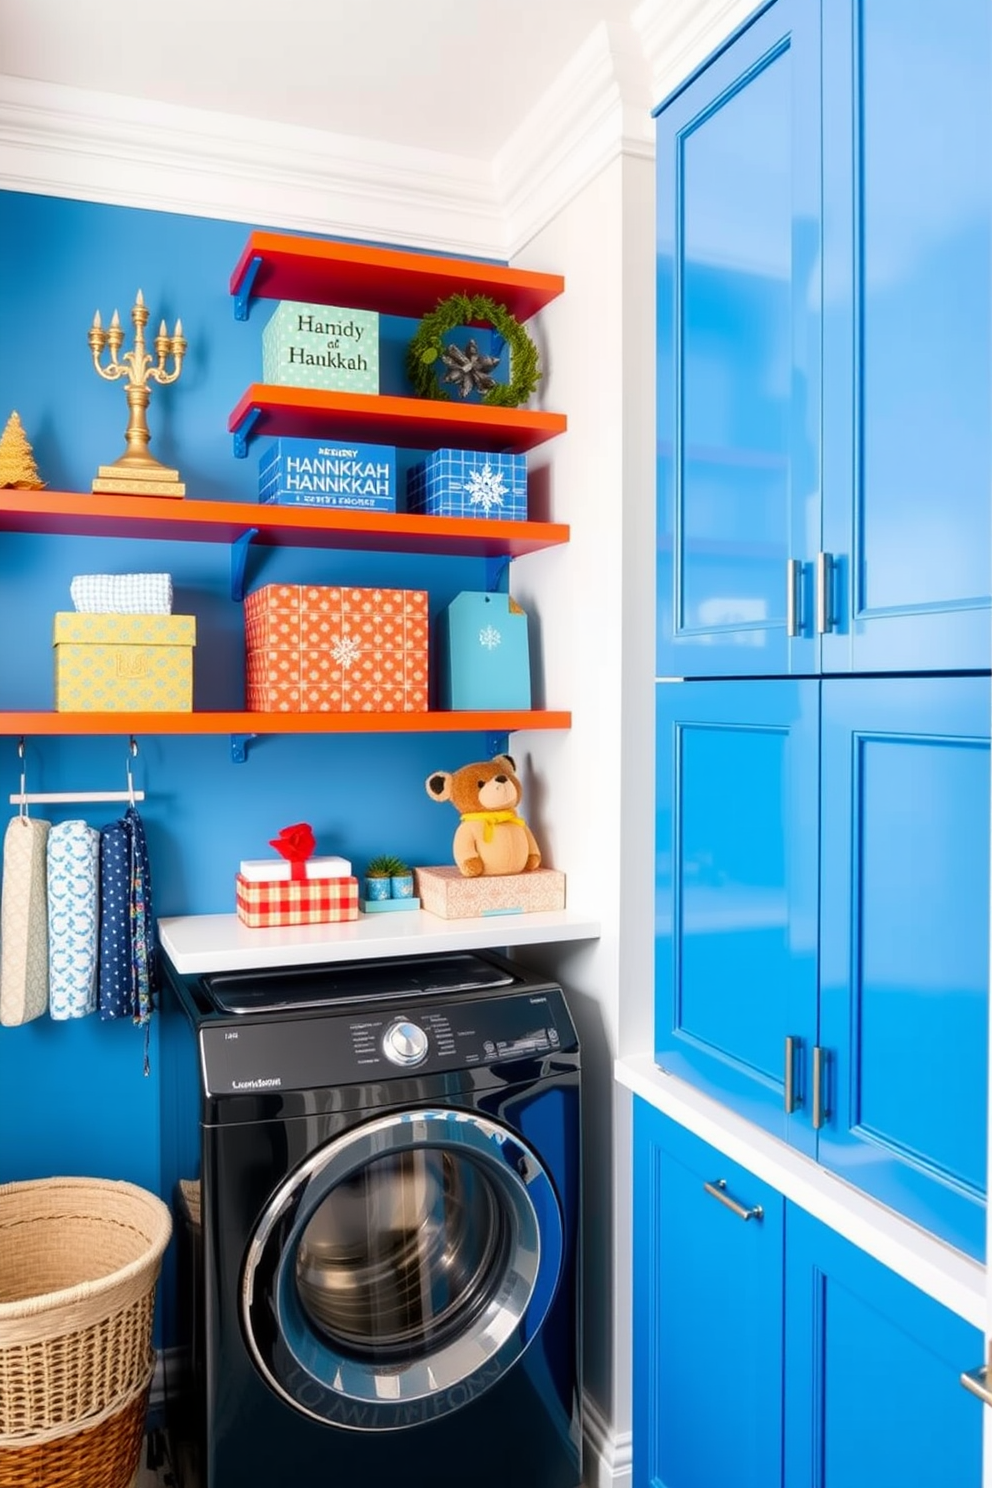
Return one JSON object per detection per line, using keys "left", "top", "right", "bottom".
{"left": 583, "top": 1390, "right": 632, "bottom": 1488}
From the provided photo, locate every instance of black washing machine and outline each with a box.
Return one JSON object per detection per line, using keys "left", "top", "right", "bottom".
{"left": 160, "top": 949, "right": 581, "bottom": 1488}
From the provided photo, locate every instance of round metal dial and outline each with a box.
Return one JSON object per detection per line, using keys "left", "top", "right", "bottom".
{"left": 382, "top": 1019, "right": 429, "bottom": 1067}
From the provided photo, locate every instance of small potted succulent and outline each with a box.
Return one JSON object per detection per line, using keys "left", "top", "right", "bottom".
{"left": 365, "top": 854, "right": 413, "bottom": 900}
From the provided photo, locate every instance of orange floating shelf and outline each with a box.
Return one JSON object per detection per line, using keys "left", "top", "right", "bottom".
{"left": 230, "top": 233, "right": 564, "bottom": 322}
{"left": 0, "top": 711, "right": 571, "bottom": 738}
{"left": 0, "top": 490, "right": 568, "bottom": 560}
{"left": 229, "top": 385, "right": 567, "bottom": 457}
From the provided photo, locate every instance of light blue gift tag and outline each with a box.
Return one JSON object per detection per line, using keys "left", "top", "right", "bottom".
{"left": 437, "top": 592, "right": 532, "bottom": 710}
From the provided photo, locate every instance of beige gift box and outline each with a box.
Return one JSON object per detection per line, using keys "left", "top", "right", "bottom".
{"left": 414, "top": 865, "right": 566, "bottom": 919}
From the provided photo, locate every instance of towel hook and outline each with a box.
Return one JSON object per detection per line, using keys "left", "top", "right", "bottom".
{"left": 126, "top": 746, "right": 137, "bottom": 807}
{"left": 17, "top": 737, "right": 28, "bottom": 820}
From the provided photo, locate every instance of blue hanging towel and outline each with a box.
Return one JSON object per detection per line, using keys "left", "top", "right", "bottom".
{"left": 98, "top": 806, "right": 158, "bottom": 1036}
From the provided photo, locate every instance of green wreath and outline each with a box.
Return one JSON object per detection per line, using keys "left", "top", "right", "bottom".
{"left": 406, "top": 292, "right": 541, "bottom": 408}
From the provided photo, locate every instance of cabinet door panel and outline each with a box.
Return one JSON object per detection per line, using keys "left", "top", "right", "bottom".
{"left": 785, "top": 1206, "right": 983, "bottom": 1488}
{"left": 655, "top": 680, "right": 819, "bottom": 1149}
{"left": 655, "top": 0, "right": 821, "bottom": 677}
{"left": 633, "top": 1101, "right": 784, "bottom": 1488}
{"left": 821, "top": 0, "right": 992, "bottom": 671}
{"left": 818, "top": 676, "right": 989, "bottom": 1259}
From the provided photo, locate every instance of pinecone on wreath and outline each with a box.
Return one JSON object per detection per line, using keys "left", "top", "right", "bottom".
{"left": 0, "top": 411, "right": 45, "bottom": 489}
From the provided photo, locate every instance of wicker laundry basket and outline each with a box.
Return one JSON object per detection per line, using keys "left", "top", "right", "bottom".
{"left": 0, "top": 1176, "right": 172, "bottom": 1488}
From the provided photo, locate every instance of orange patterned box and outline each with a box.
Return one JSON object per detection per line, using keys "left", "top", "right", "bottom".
{"left": 244, "top": 584, "right": 429, "bottom": 713}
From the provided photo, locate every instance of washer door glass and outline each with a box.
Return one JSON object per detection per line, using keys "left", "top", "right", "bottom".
{"left": 241, "top": 1107, "right": 564, "bottom": 1431}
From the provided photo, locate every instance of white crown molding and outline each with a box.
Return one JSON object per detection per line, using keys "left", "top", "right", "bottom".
{"left": 496, "top": 20, "right": 654, "bottom": 258}
{"left": 0, "top": 74, "right": 502, "bottom": 256}
{"left": 632, "top": 0, "right": 762, "bottom": 110}
{"left": 584, "top": 1389, "right": 633, "bottom": 1488}
{"left": 0, "top": 16, "right": 656, "bottom": 259}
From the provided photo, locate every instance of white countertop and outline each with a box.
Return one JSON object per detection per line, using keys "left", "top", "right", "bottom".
{"left": 158, "top": 907, "right": 601, "bottom": 975}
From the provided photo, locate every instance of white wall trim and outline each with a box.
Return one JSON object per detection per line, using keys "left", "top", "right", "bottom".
{"left": 497, "top": 21, "right": 654, "bottom": 257}
{"left": 584, "top": 1388, "right": 633, "bottom": 1488}
{"left": 632, "top": 0, "right": 762, "bottom": 111}
{"left": 0, "top": 73, "right": 503, "bottom": 256}
{"left": 0, "top": 18, "right": 655, "bottom": 259}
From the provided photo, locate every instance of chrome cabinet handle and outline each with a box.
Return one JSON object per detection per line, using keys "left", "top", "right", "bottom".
{"left": 815, "top": 551, "right": 833, "bottom": 634}
{"left": 812, "top": 1045, "right": 828, "bottom": 1129}
{"left": 784, "top": 1035, "right": 800, "bottom": 1113}
{"left": 703, "top": 1178, "right": 764, "bottom": 1223}
{"left": 786, "top": 558, "right": 801, "bottom": 638}
{"left": 961, "top": 1362, "right": 992, "bottom": 1407}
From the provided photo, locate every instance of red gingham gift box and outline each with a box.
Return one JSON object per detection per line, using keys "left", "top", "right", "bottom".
{"left": 235, "top": 874, "right": 359, "bottom": 928}
{"left": 244, "top": 584, "right": 428, "bottom": 713}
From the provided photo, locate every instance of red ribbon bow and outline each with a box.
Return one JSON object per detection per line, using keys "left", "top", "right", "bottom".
{"left": 269, "top": 822, "right": 316, "bottom": 882}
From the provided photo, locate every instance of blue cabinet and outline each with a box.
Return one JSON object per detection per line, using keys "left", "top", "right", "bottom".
{"left": 820, "top": 0, "right": 992, "bottom": 674}
{"left": 655, "top": 675, "right": 990, "bottom": 1257}
{"left": 633, "top": 1100, "right": 985, "bottom": 1488}
{"left": 784, "top": 1206, "right": 983, "bottom": 1488}
{"left": 633, "top": 1101, "right": 785, "bottom": 1488}
{"left": 654, "top": 677, "right": 820, "bottom": 1150}
{"left": 655, "top": 0, "right": 992, "bottom": 676}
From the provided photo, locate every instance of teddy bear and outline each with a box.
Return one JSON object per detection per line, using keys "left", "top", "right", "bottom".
{"left": 425, "top": 754, "right": 542, "bottom": 878}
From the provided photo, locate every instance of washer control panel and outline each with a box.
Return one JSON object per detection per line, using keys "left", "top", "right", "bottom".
{"left": 199, "top": 987, "right": 574, "bottom": 1096}
{"left": 382, "top": 1019, "right": 429, "bottom": 1067}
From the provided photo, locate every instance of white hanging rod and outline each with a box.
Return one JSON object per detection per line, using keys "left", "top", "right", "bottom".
{"left": 12, "top": 736, "right": 144, "bottom": 807}
{"left": 8, "top": 789, "right": 146, "bottom": 805}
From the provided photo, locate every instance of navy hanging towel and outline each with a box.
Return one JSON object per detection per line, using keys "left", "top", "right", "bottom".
{"left": 98, "top": 806, "right": 158, "bottom": 1065}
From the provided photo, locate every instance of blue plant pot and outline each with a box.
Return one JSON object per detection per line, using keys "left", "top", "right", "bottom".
{"left": 364, "top": 876, "right": 391, "bottom": 901}
{"left": 391, "top": 873, "right": 415, "bottom": 899}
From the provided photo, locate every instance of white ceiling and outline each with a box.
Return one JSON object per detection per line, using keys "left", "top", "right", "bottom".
{"left": 0, "top": 0, "right": 644, "bottom": 160}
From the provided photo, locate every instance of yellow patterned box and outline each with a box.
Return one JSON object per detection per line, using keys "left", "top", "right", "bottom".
{"left": 52, "top": 613, "right": 197, "bottom": 711}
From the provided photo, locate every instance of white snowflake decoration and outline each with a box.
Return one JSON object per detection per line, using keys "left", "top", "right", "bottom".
{"left": 332, "top": 634, "right": 363, "bottom": 668}
{"left": 479, "top": 624, "right": 502, "bottom": 651}
{"left": 465, "top": 462, "right": 507, "bottom": 513}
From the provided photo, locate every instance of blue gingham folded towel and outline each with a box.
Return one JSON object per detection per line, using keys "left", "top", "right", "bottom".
{"left": 70, "top": 573, "right": 173, "bottom": 613}
{"left": 47, "top": 819, "right": 100, "bottom": 1019}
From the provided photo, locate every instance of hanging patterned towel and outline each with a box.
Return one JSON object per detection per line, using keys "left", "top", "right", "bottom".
{"left": 70, "top": 572, "right": 173, "bottom": 614}
{"left": 47, "top": 819, "right": 100, "bottom": 1020}
{"left": 0, "top": 816, "right": 51, "bottom": 1026}
{"left": 98, "top": 805, "right": 158, "bottom": 1027}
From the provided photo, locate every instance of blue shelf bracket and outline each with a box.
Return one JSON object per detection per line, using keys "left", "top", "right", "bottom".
{"left": 232, "top": 406, "right": 261, "bottom": 459}
{"left": 485, "top": 557, "right": 511, "bottom": 593}
{"left": 486, "top": 732, "right": 511, "bottom": 759}
{"left": 231, "top": 528, "right": 259, "bottom": 602}
{"left": 230, "top": 733, "right": 256, "bottom": 764}
{"left": 232, "top": 255, "right": 262, "bottom": 321}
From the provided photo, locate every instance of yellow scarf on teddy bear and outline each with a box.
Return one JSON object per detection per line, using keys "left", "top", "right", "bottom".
{"left": 460, "top": 810, "right": 526, "bottom": 843}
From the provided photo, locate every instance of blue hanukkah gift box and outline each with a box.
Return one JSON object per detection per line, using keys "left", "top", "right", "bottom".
{"left": 437, "top": 591, "right": 531, "bottom": 710}
{"left": 406, "top": 449, "right": 527, "bottom": 521}
{"left": 259, "top": 439, "right": 397, "bottom": 512}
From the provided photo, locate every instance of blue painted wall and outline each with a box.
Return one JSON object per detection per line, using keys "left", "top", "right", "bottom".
{"left": 0, "top": 191, "right": 499, "bottom": 1196}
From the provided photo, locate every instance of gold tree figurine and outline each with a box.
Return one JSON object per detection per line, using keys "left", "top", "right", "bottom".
{"left": 88, "top": 288, "right": 187, "bottom": 498}
{"left": 0, "top": 411, "right": 45, "bottom": 490}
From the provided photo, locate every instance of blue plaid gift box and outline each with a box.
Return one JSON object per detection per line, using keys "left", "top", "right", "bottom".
{"left": 259, "top": 438, "right": 397, "bottom": 512}
{"left": 406, "top": 449, "right": 527, "bottom": 521}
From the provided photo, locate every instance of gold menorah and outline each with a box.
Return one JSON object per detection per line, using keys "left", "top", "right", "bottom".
{"left": 88, "top": 289, "right": 187, "bottom": 498}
